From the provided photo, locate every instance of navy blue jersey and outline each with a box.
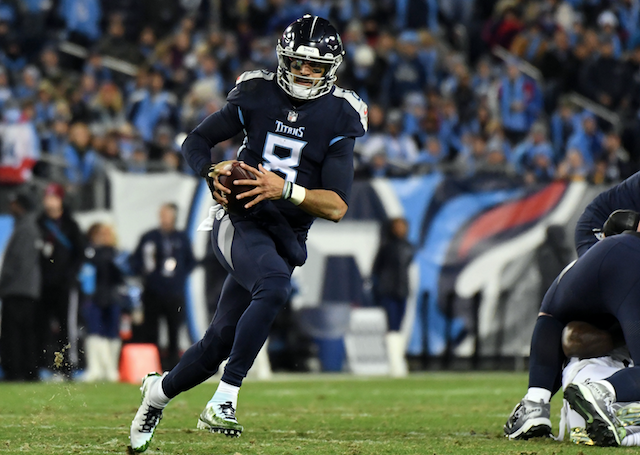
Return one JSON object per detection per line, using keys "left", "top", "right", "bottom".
{"left": 182, "top": 70, "right": 368, "bottom": 234}
{"left": 575, "top": 171, "right": 640, "bottom": 256}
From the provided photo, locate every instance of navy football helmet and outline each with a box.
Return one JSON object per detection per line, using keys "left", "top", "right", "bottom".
{"left": 276, "top": 14, "right": 344, "bottom": 100}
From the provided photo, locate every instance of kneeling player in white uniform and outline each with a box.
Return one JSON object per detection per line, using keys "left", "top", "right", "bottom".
{"left": 560, "top": 321, "right": 640, "bottom": 446}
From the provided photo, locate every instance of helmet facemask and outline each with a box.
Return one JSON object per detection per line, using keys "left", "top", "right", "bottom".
{"left": 276, "top": 43, "right": 343, "bottom": 100}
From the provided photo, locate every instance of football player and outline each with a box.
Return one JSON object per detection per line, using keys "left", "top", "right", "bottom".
{"left": 559, "top": 321, "right": 640, "bottom": 447}
{"left": 575, "top": 171, "right": 640, "bottom": 257}
{"left": 129, "top": 15, "right": 367, "bottom": 453}
{"left": 504, "top": 209, "right": 640, "bottom": 446}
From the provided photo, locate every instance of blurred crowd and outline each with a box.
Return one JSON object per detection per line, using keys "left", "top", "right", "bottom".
{"left": 0, "top": 0, "right": 638, "bottom": 211}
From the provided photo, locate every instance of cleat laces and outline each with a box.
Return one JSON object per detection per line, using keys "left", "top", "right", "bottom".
{"left": 140, "top": 406, "right": 163, "bottom": 433}
{"left": 218, "top": 401, "right": 237, "bottom": 421}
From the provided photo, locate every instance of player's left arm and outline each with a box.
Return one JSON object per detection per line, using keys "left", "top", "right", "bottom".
{"left": 235, "top": 137, "right": 356, "bottom": 222}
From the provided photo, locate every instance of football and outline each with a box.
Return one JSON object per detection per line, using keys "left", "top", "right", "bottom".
{"left": 218, "top": 161, "right": 257, "bottom": 214}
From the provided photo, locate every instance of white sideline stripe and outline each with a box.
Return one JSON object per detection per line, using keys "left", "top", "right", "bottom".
{"left": 370, "top": 178, "right": 404, "bottom": 218}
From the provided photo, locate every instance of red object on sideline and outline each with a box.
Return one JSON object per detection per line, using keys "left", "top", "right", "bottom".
{"left": 119, "top": 343, "right": 162, "bottom": 384}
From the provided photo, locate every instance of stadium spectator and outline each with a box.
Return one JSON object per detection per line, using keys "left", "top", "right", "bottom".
{"left": 62, "top": 122, "right": 103, "bottom": 208}
{"left": 360, "top": 109, "right": 418, "bottom": 176}
{"left": 566, "top": 111, "right": 605, "bottom": 167}
{"left": 0, "top": 188, "right": 41, "bottom": 381}
{"left": 579, "top": 35, "right": 628, "bottom": 110}
{"left": 14, "top": 65, "right": 40, "bottom": 101}
{"left": 549, "top": 98, "right": 580, "bottom": 161}
{"left": 129, "top": 202, "right": 196, "bottom": 370}
{"left": 591, "top": 131, "right": 634, "bottom": 184}
{"left": 510, "top": 20, "right": 548, "bottom": 63}
{"left": 497, "top": 60, "right": 542, "bottom": 145}
{"left": 596, "top": 10, "right": 622, "bottom": 58}
{"left": 38, "top": 46, "right": 63, "bottom": 85}
{"left": 536, "top": 29, "right": 579, "bottom": 112}
{"left": 482, "top": 5, "right": 524, "bottom": 52}
{"left": 97, "top": 13, "right": 145, "bottom": 65}
{"left": 511, "top": 122, "right": 555, "bottom": 179}
{"left": 381, "top": 31, "right": 428, "bottom": 108}
{"left": 394, "top": 0, "right": 438, "bottom": 32}
{"left": 80, "top": 222, "right": 124, "bottom": 382}
{"left": 58, "top": 0, "right": 102, "bottom": 46}
{"left": 89, "top": 82, "right": 127, "bottom": 133}
{"left": 128, "top": 69, "right": 178, "bottom": 143}
{"left": 0, "top": 101, "right": 40, "bottom": 189}
{"left": 36, "top": 182, "right": 85, "bottom": 377}
{"left": 557, "top": 146, "right": 591, "bottom": 181}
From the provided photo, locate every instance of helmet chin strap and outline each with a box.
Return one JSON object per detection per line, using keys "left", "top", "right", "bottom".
{"left": 289, "top": 81, "right": 320, "bottom": 99}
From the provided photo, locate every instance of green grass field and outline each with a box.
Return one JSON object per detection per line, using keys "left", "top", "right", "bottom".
{"left": 0, "top": 372, "right": 634, "bottom": 454}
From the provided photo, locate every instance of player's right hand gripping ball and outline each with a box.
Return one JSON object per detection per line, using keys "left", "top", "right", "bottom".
{"left": 217, "top": 161, "right": 257, "bottom": 214}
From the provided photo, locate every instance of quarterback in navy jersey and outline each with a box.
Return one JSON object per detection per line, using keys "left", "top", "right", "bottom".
{"left": 130, "top": 14, "right": 367, "bottom": 452}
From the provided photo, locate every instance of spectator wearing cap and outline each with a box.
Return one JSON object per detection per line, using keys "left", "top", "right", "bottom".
{"left": 597, "top": 10, "right": 622, "bottom": 58}
{"left": 381, "top": 31, "right": 428, "bottom": 108}
{"left": 579, "top": 34, "right": 628, "bottom": 110}
{"left": 497, "top": 59, "right": 542, "bottom": 145}
{"left": 0, "top": 188, "right": 41, "bottom": 381}
{"left": 36, "top": 182, "right": 85, "bottom": 377}
{"left": 339, "top": 44, "right": 378, "bottom": 105}
{"left": 566, "top": 111, "right": 605, "bottom": 167}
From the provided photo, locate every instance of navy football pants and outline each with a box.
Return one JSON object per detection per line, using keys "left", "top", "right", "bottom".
{"left": 163, "top": 213, "right": 293, "bottom": 397}
{"left": 530, "top": 233, "right": 640, "bottom": 401}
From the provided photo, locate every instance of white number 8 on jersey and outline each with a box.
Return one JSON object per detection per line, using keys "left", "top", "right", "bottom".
{"left": 262, "top": 132, "right": 307, "bottom": 182}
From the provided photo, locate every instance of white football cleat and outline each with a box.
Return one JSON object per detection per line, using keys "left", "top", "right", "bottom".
{"left": 129, "top": 372, "right": 166, "bottom": 452}
{"left": 197, "top": 400, "right": 243, "bottom": 437}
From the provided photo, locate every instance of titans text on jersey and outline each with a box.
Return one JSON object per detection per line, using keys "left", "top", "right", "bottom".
{"left": 183, "top": 69, "right": 367, "bottom": 234}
